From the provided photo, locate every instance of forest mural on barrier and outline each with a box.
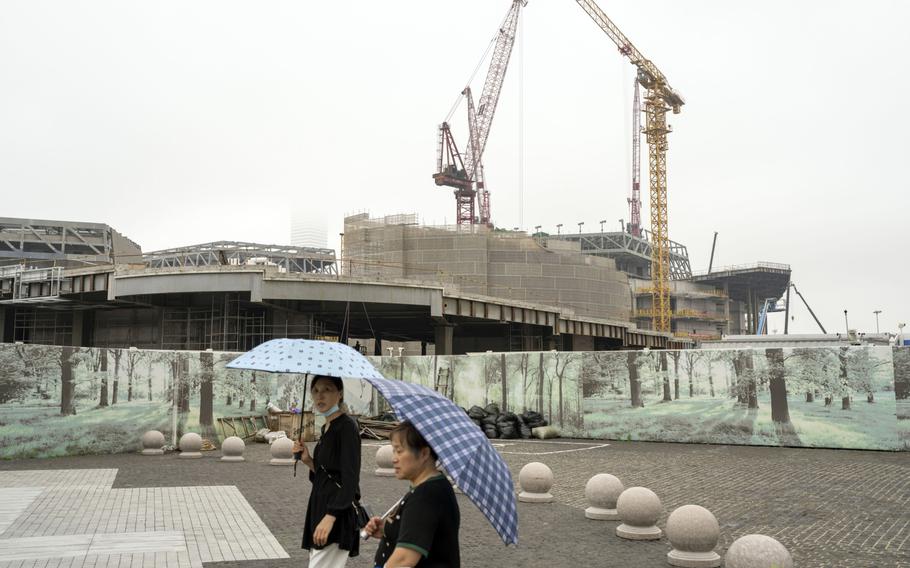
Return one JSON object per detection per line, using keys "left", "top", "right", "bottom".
{"left": 1, "top": 343, "right": 907, "bottom": 459}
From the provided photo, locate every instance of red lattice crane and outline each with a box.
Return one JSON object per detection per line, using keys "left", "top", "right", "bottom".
{"left": 433, "top": 0, "right": 527, "bottom": 227}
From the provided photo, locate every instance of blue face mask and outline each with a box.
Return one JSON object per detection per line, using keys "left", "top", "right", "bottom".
{"left": 315, "top": 404, "right": 340, "bottom": 417}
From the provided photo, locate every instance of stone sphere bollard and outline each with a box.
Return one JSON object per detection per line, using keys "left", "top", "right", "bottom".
{"left": 178, "top": 432, "right": 202, "bottom": 459}
{"left": 375, "top": 445, "right": 395, "bottom": 477}
{"left": 585, "top": 473, "right": 624, "bottom": 520}
{"left": 269, "top": 437, "right": 295, "bottom": 466}
{"left": 616, "top": 486, "right": 663, "bottom": 540}
{"left": 140, "top": 430, "right": 165, "bottom": 456}
{"left": 518, "top": 462, "right": 554, "bottom": 503}
{"left": 725, "top": 534, "right": 793, "bottom": 568}
{"left": 666, "top": 505, "right": 721, "bottom": 567}
{"left": 220, "top": 436, "right": 245, "bottom": 462}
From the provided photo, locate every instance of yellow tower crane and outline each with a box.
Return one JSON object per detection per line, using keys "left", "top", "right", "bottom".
{"left": 575, "top": 0, "right": 684, "bottom": 333}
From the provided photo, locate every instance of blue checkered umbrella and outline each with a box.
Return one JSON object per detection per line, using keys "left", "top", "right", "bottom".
{"left": 227, "top": 339, "right": 519, "bottom": 545}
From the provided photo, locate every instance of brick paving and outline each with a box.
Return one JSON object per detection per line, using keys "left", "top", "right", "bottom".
{"left": 1, "top": 440, "right": 908, "bottom": 567}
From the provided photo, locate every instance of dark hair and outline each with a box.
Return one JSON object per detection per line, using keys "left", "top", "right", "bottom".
{"left": 390, "top": 421, "right": 438, "bottom": 461}
{"left": 310, "top": 375, "right": 344, "bottom": 403}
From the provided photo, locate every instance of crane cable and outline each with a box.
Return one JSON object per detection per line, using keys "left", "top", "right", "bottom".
{"left": 444, "top": 6, "right": 515, "bottom": 123}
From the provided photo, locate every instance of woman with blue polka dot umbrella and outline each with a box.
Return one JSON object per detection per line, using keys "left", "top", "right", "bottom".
{"left": 227, "top": 338, "right": 519, "bottom": 547}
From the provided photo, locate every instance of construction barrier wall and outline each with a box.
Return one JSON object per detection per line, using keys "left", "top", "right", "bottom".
{"left": 0, "top": 343, "right": 907, "bottom": 459}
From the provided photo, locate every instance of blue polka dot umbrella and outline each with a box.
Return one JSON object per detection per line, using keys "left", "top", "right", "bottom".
{"left": 227, "top": 338, "right": 519, "bottom": 545}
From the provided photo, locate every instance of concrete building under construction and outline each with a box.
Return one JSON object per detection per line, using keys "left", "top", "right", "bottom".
{"left": 0, "top": 216, "right": 682, "bottom": 355}
{"left": 342, "top": 214, "right": 792, "bottom": 343}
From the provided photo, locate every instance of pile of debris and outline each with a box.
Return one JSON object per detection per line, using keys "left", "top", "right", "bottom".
{"left": 358, "top": 413, "right": 399, "bottom": 439}
{"left": 466, "top": 404, "right": 549, "bottom": 439}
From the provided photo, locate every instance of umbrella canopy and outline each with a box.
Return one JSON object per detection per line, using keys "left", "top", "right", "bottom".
{"left": 227, "top": 339, "right": 519, "bottom": 545}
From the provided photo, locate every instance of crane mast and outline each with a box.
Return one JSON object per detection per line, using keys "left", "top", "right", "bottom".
{"left": 575, "top": 0, "right": 684, "bottom": 333}
{"left": 628, "top": 80, "right": 642, "bottom": 237}
{"left": 434, "top": 0, "right": 527, "bottom": 227}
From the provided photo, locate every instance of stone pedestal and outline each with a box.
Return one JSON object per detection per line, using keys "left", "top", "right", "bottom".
{"left": 616, "top": 487, "right": 662, "bottom": 540}
{"left": 374, "top": 445, "right": 395, "bottom": 476}
{"left": 270, "top": 437, "right": 295, "bottom": 466}
{"left": 724, "top": 534, "right": 793, "bottom": 568}
{"left": 584, "top": 473, "right": 624, "bottom": 520}
{"left": 666, "top": 505, "right": 721, "bottom": 567}
{"left": 140, "top": 430, "right": 165, "bottom": 456}
{"left": 221, "top": 436, "right": 245, "bottom": 462}
{"left": 178, "top": 432, "right": 202, "bottom": 459}
{"left": 518, "top": 462, "right": 554, "bottom": 503}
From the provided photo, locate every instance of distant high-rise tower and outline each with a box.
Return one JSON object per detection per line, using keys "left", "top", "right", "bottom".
{"left": 290, "top": 209, "right": 328, "bottom": 249}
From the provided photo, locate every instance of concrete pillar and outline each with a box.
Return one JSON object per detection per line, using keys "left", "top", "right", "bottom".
{"left": 373, "top": 333, "right": 382, "bottom": 356}
{"left": 434, "top": 323, "right": 454, "bottom": 356}
{"left": 0, "top": 306, "right": 6, "bottom": 342}
{"left": 71, "top": 311, "right": 84, "bottom": 347}
{"left": 421, "top": 341, "right": 427, "bottom": 356}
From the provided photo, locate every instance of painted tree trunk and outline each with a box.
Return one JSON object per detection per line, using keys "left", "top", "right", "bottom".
{"left": 628, "top": 351, "right": 642, "bottom": 408}
{"left": 501, "top": 353, "right": 507, "bottom": 413}
{"left": 249, "top": 372, "right": 257, "bottom": 412}
{"left": 99, "top": 349, "right": 109, "bottom": 407}
{"left": 766, "top": 348, "right": 790, "bottom": 424}
{"left": 661, "top": 353, "right": 671, "bottom": 402}
{"left": 178, "top": 356, "right": 190, "bottom": 414}
{"left": 708, "top": 373, "right": 715, "bottom": 398}
{"left": 673, "top": 356, "right": 680, "bottom": 400}
{"left": 538, "top": 352, "right": 544, "bottom": 414}
{"left": 60, "top": 346, "right": 76, "bottom": 416}
{"left": 112, "top": 350, "right": 121, "bottom": 405}
{"left": 839, "top": 347, "right": 851, "bottom": 411}
{"left": 199, "top": 352, "right": 214, "bottom": 434}
{"left": 745, "top": 353, "right": 758, "bottom": 409}
{"left": 557, "top": 357, "right": 564, "bottom": 427}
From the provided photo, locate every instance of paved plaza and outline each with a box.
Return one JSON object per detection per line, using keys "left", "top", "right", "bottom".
{"left": 0, "top": 439, "right": 907, "bottom": 568}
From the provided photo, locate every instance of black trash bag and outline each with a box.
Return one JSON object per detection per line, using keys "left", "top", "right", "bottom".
{"left": 484, "top": 403, "right": 500, "bottom": 416}
{"left": 498, "top": 411, "right": 519, "bottom": 424}
{"left": 481, "top": 413, "right": 499, "bottom": 426}
{"left": 471, "top": 418, "right": 483, "bottom": 429}
{"left": 467, "top": 406, "right": 487, "bottom": 420}
{"left": 499, "top": 422, "right": 520, "bottom": 439}
{"left": 522, "top": 410, "right": 543, "bottom": 423}
{"left": 519, "top": 423, "right": 533, "bottom": 439}
{"left": 483, "top": 424, "right": 499, "bottom": 439}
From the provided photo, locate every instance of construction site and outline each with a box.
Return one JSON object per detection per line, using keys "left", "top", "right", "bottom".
{"left": 1, "top": 0, "right": 822, "bottom": 355}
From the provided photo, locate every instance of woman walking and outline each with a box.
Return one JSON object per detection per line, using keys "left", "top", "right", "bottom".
{"left": 294, "top": 375, "right": 361, "bottom": 567}
{"left": 363, "top": 421, "right": 461, "bottom": 568}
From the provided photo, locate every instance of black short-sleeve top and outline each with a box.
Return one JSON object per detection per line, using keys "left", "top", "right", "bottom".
{"left": 374, "top": 474, "right": 460, "bottom": 568}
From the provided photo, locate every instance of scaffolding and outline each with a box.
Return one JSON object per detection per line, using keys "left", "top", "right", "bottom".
{"left": 160, "top": 293, "right": 326, "bottom": 351}
{"left": 13, "top": 309, "right": 73, "bottom": 345}
{"left": 144, "top": 241, "right": 338, "bottom": 275}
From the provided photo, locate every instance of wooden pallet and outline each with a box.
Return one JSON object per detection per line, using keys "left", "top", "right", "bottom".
{"left": 217, "top": 415, "right": 269, "bottom": 440}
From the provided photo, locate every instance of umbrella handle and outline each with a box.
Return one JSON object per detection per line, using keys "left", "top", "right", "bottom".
{"left": 359, "top": 498, "right": 403, "bottom": 541}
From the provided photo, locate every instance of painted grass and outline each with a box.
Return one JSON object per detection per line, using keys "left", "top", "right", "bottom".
{"left": 0, "top": 400, "right": 259, "bottom": 460}
{"left": 0, "top": 401, "right": 171, "bottom": 460}
{"left": 584, "top": 391, "right": 901, "bottom": 450}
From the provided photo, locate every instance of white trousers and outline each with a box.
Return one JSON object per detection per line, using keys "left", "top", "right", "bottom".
{"left": 308, "top": 543, "right": 350, "bottom": 568}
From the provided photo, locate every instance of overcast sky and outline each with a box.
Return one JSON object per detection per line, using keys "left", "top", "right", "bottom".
{"left": 1, "top": 1, "right": 907, "bottom": 335}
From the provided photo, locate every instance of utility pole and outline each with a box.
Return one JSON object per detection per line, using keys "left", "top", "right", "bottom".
{"left": 599, "top": 219, "right": 606, "bottom": 233}
{"left": 577, "top": 221, "right": 585, "bottom": 234}
{"left": 844, "top": 310, "right": 850, "bottom": 334}
{"left": 873, "top": 310, "right": 882, "bottom": 333}
{"left": 556, "top": 223, "right": 563, "bottom": 235}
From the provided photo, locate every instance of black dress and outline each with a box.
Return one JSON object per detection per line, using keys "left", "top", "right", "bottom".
{"left": 301, "top": 413, "right": 361, "bottom": 557}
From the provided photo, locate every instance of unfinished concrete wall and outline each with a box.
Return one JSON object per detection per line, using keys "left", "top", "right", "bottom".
{"left": 343, "top": 215, "right": 631, "bottom": 322}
